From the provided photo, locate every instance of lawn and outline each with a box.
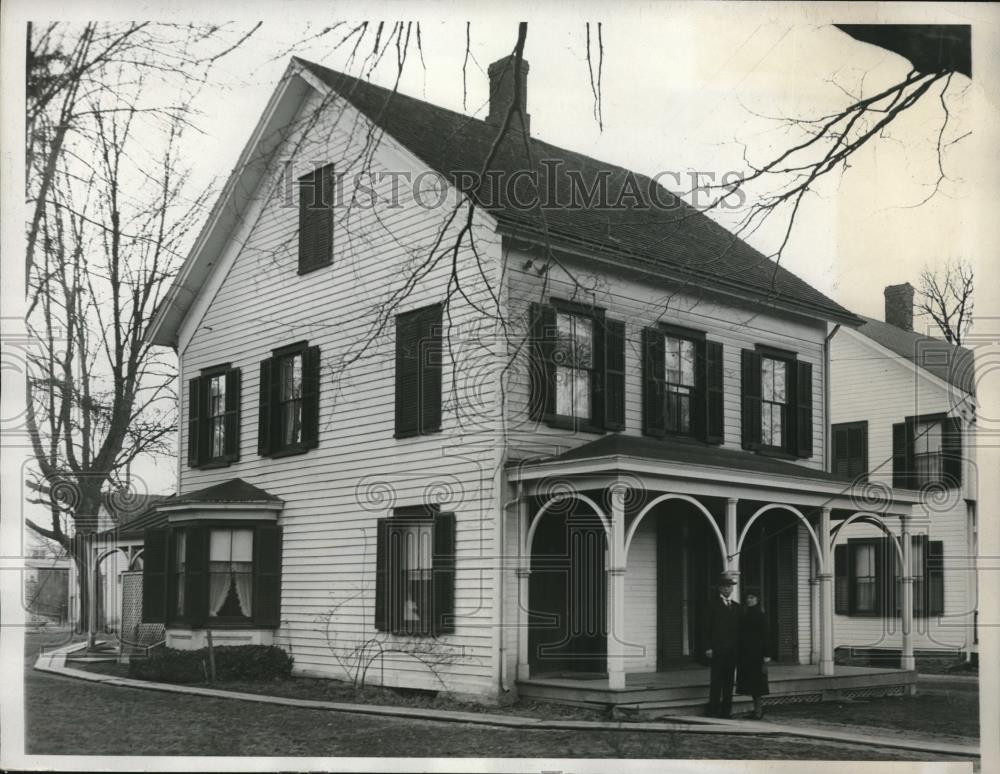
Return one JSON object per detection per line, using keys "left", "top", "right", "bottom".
{"left": 25, "top": 669, "right": 972, "bottom": 761}
{"left": 762, "top": 692, "right": 978, "bottom": 742}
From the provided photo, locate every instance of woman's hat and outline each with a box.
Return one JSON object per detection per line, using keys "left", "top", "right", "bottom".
{"left": 717, "top": 573, "right": 737, "bottom": 587}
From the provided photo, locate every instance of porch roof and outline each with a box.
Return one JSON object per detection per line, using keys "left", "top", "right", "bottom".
{"left": 508, "top": 434, "right": 921, "bottom": 512}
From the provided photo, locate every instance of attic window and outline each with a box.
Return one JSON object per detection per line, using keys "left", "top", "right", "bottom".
{"left": 298, "top": 164, "right": 335, "bottom": 274}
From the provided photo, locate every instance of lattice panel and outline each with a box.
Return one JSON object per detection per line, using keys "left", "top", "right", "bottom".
{"left": 842, "top": 685, "right": 906, "bottom": 699}
{"left": 119, "top": 571, "right": 164, "bottom": 654}
{"left": 762, "top": 693, "right": 823, "bottom": 705}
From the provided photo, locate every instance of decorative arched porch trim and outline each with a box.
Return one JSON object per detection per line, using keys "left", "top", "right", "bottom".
{"left": 524, "top": 492, "right": 611, "bottom": 556}
{"left": 830, "top": 512, "right": 904, "bottom": 567}
{"left": 128, "top": 548, "right": 145, "bottom": 570}
{"left": 737, "top": 503, "right": 826, "bottom": 573}
{"left": 94, "top": 546, "right": 128, "bottom": 568}
{"left": 624, "top": 493, "right": 726, "bottom": 564}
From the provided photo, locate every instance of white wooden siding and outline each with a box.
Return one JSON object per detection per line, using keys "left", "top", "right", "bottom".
{"left": 178, "top": 89, "right": 506, "bottom": 696}
{"left": 624, "top": 518, "right": 657, "bottom": 672}
{"left": 829, "top": 327, "right": 976, "bottom": 652}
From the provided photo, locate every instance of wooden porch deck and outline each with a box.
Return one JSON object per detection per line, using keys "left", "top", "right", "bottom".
{"left": 517, "top": 664, "right": 918, "bottom": 714}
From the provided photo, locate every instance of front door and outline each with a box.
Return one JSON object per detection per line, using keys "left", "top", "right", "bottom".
{"left": 529, "top": 511, "right": 607, "bottom": 675}
{"left": 739, "top": 513, "right": 799, "bottom": 662}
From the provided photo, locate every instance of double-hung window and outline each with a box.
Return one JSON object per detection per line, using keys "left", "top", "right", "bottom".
{"left": 831, "top": 421, "right": 869, "bottom": 480}
{"left": 208, "top": 528, "right": 254, "bottom": 619}
{"left": 892, "top": 413, "right": 962, "bottom": 489}
{"left": 395, "top": 303, "right": 443, "bottom": 438}
{"left": 187, "top": 365, "right": 241, "bottom": 468}
{"left": 741, "top": 347, "right": 812, "bottom": 458}
{"left": 375, "top": 507, "right": 456, "bottom": 636}
{"left": 258, "top": 342, "right": 320, "bottom": 457}
{"left": 834, "top": 536, "right": 944, "bottom": 617}
{"left": 641, "top": 324, "right": 723, "bottom": 443}
{"left": 143, "top": 522, "right": 283, "bottom": 629}
{"left": 530, "top": 300, "right": 626, "bottom": 432}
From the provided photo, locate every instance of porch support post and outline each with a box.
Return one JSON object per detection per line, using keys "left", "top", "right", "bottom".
{"left": 810, "top": 575, "right": 820, "bottom": 665}
{"left": 725, "top": 498, "right": 740, "bottom": 601}
{"left": 517, "top": 496, "right": 531, "bottom": 681}
{"left": 900, "top": 515, "right": 916, "bottom": 671}
{"left": 818, "top": 506, "right": 834, "bottom": 676}
{"left": 607, "top": 485, "right": 627, "bottom": 691}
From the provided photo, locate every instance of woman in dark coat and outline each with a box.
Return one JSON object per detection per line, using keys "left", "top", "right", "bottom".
{"left": 736, "top": 590, "right": 770, "bottom": 719}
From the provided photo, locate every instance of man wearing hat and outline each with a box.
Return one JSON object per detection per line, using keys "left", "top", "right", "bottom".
{"left": 703, "top": 572, "right": 741, "bottom": 718}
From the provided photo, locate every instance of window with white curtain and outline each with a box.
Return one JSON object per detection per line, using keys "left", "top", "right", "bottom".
{"left": 209, "top": 528, "right": 254, "bottom": 618}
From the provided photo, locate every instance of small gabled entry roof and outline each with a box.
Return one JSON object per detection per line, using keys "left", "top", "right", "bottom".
{"left": 100, "top": 479, "right": 282, "bottom": 540}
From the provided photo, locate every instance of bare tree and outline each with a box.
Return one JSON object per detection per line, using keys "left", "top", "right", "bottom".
{"left": 917, "top": 260, "right": 974, "bottom": 345}
{"left": 24, "top": 22, "right": 256, "bottom": 639}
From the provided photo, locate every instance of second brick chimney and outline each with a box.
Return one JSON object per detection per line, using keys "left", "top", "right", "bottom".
{"left": 884, "top": 283, "right": 915, "bottom": 331}
{"left": 486, "top": 56, "right": 530, "bottom": 134}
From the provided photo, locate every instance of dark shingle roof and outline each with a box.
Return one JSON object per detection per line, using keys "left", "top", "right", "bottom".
{"left": 99, "top": 479, "right": 282, "bottom": 540}
{"left": 542, "top": 433, "right": 852, "bottom": 483}
{"left": 294, "top": 58, "right": 860, "bottom": 326}
{"left": 856, "top": 317, "right": 975, "bottom": 395}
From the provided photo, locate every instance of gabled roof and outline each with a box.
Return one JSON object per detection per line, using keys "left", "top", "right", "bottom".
{"left": 538, "top": 433, "right": 853, "bottom": 483}
{"left": 855, "top": 316, "right": 975, "bottom": 395}
{"left": 295, "top": 58, "right": 862, "bottom": 327}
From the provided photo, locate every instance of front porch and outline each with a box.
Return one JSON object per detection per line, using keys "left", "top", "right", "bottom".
{"left": 508, "top": 434, "right": 925, "bottom": 694}
{"left": 518, "top": 663, "right": 917, "bottom": 715}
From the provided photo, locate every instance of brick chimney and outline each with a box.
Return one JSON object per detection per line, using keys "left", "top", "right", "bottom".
{"left": 486, "top": 56, "right": 530, "bottom": 134}
{"left": 884, "top": 283, "right": 915, "bottom": 331}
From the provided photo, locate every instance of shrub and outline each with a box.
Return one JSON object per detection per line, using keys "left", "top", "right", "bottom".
{"left": 129, "top": 644, "right": 293, "bottom": 684}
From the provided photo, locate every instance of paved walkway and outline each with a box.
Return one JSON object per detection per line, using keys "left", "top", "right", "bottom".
{"left": 34, "top": 643, "right": 979, "bottom": 760}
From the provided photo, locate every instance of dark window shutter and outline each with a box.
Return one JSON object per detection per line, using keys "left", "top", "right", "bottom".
{"left": 927, "top": 540, "right": 944, "bottom": 616}
{"left": 301, "top": 346, "right": 321, "bottom": 449}
{"left": 432, "top": 511, "right": 456, "bottom": 635}
{"left": 832, "top": 425, "right": 850, "bottom": 477}
{"left": 419, "top": 306, "right": 443, "bottom": 434}
{"left": 223, "top": 368, "right": 241, "bottom": 461}
{"left": 253, "top": 525, "right": 283, "bottom": 626}
{"left": 794, "top": 360, "right": 813, "bottom": 457}
{"left": 849, "top": 423, "right": 868, "bottom": 480}
{"left": 641, "top": 327, "right": 665, "bottom": 437}
{"left": 834, "top": 543, "right": 848, "bottom": 615}
{"left": 603, "top": 318, "right": 626, "bottom": 431}
{"left": 258, "top": 358, "right": 275, "bottom": 455}
{"left": 185, "top": 527, "right": 209, "bottom": 625}
{"left": 704, "top": 340, "right": 724, "bottom": 444}
{"left": 741, "top": 349, "right": 762, "bottom": 449}
{"left": 529, "top": 303, "right": 557, "bottom": 421}
{"left": 590, "top": 311, "right": 607, "bottom": 429}
{"left": 142, "top": 528, "right": 169, "bottom": 623}
{"left": 298, "top": 164, "right": 334, "bottom": 274}
{"left": 941, "top": 416, "right": 962, "bottom": 488}
{"left": 374, "top": 518, "right": 389, "bottom": 631}
{"left": 187, "top": 377, "right": 203, "bottom": 467}
{"left": 892, "top": 422, "right": 914, "bottom": 488}
{"left": 395, "top": 311, "right": 421, "bottom": 437}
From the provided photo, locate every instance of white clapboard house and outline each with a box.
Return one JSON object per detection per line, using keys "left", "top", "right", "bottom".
{"left": 137, "top": 55, "right": 932, "bottom": 705}
{"left": 829, "top": 283, "right": 977, "bottom": 666}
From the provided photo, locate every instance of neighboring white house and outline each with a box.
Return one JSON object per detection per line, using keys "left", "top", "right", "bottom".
{"left": 830, "top": 283, "right": 977, "bottom": 663}
{"left": 136, "top": 55, "right": 928, "bottom": 702}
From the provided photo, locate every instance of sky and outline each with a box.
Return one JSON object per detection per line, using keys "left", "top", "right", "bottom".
{"left": 4, "top": 3, "right": 996, "bottom": 499}
{"left": 181, "top": 6, "right": 978, "bottom": 326}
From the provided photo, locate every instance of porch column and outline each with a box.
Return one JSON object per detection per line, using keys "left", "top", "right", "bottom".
{"left": 725, "top": 498, "right": 740, "bottom": 601}
{"left": 606, "top": 486, "right": 627, "bottom": 690}
{"left": 900, "top": 515, "right": 915, "bottom": 671}
{"left": 809, "top": 575, "right": 820, "bottom": 665}
{"left": 517, "top": 497, "right": 531, "bottom": 681}
{"left": 87, "top": 536, "right": 98, "bottom": 649}
{"left": 818, "top": 506, "right": 834, "bottom": 675}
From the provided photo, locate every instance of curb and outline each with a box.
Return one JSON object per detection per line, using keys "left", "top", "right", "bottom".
{"left": 33, "top": 648, "right": 979, "bottom": 759}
